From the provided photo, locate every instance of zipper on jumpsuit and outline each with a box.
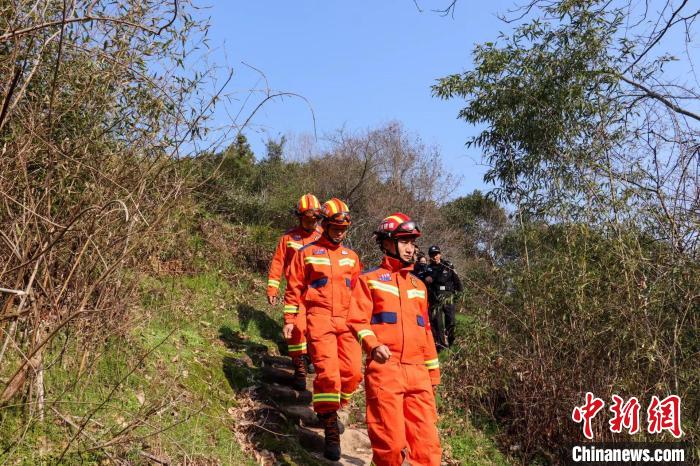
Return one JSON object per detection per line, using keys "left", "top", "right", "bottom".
{"left": 397, "top": 272, "right": 405, "bottom": 365}
{"left": 328, "top": 249, "right": 334, "bottom": 320}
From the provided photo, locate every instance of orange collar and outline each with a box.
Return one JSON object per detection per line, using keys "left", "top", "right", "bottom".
{"left": 380, "top": 255, "right": 414, "bottom": 274}
{"left": 316, "top": 234, "right": 342, "bottom": 250}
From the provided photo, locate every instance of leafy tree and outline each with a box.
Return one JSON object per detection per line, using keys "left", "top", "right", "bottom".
{"left": 441, "top": 190, "right": 507, "bottom": 261}
{"left": 434, "top": 0, "right": 699, "bottom": 459}
{"left": 223, "top": 134, "right": 256, "bottom": 178}
{"left": 264, "top": 135, "right": 286, "bottom": 164}
{"left": 0, "top": 0, "right": 223, "bottom": 458}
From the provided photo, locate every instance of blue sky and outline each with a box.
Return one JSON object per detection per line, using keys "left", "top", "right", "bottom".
{"left": 194, "top": 2, "right": 699, "bottom": 201}
{"left": 196, "top": 1, "right": 514, "bottom": 199}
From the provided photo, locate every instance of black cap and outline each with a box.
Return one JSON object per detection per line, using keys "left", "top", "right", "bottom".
{"left": 428, "top": 245, "right": 441, "bottom": 256}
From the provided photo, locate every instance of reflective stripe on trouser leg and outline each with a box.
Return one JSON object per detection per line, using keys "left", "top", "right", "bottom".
{"left": 365, "top": 360, "right": 406, "bottom": 466}
{"left": 286, "top": 325, "right": 307, "bottom": 357}
{"left": 308, "top": 314, "right": 341, "bottom": 413}
{"left": 365, "top": 361, "right": 441, "bottom": 466}
{"left": 336, "top": 321, "right": 362, "bottom": 408}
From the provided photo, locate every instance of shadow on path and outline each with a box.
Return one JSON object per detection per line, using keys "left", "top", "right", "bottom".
{"left": 236, "top": 303, "right": 286, "bottom": 355}
{"left": 218, "top": 325, "right": 268, "bottom": 393}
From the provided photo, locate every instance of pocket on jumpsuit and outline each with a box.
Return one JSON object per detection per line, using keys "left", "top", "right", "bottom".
{"left": 304, "top": 286, "right": 321, "bottom": 307}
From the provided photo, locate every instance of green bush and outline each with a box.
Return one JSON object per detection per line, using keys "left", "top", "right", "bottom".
{"left": 443, "top": 223, "right": 699, "bottom": 461}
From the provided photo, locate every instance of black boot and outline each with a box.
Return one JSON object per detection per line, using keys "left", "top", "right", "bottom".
{"left": 318, "top": 411, "right": 341, "bottom": 461}
{"left": 291, "top": 356, "right": 307, "bottom": 391}
{"left": 304, "top": 354, "right": 315, "bottom": 374}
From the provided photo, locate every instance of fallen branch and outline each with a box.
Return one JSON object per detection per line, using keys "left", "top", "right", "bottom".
{"left": 139, "top": 451, "right": 170, "bottom": 465}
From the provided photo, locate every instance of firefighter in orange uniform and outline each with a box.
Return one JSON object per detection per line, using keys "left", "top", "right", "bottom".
{"left": 283, "top": 198, "right": 363, "bottom": 461}
{"left": 347, "top": 213, "right": 442, "bottom": 466}
{"left": 267, "top": 193, "right": 323, "bottom": 390}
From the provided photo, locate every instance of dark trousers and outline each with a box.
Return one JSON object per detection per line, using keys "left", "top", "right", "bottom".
{"left": 429, "top": 303, "right": 456, "bottom": 350}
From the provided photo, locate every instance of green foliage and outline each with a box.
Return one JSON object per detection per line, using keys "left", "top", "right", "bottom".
{"left": 0, "top": 1, "right": 220, "bottom": 460}
{"left": 445, "top": 221, "right": 699, "bottom": 460}
{"left": 434, "top": 0, "right": 699, "bottom": 461}
{"left": 433, "top": 1, "right": 624, "bottom": 206}
{"left": 191, "top": 123, "right": 462, "bottom": 265}
{"left": 194, "top": 134, "right": 311, "bottom": 228}
{"left": 440, "top": 411, "right": 509, "bottom": 466}
{"left": 441, "top": 190, "right": 507, "bottom": 260}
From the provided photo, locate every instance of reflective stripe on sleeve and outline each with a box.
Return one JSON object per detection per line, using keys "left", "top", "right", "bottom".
{"left": 312, "top": 392, "right": 341, "bottom": 402}
{"left": 425, "top": 358, "right": 439, "bottom": 370}
{"left": 357, "top": 329, "right": 376, "bottom": 343}
{"left": 268, "top": 279, "right": 280, "bottom": 289}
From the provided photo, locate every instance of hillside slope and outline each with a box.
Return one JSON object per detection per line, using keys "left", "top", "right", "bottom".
{"left": 0, "top": 222, "right": 508, "bottom": 465}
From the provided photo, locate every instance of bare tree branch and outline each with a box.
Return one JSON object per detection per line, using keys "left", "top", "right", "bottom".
{"left": 619, "top": 74, "right": 700, "bottom": 122}
{"left": 625, "top": 0, "right": 691, "bottom": 71}
{"left": 0, "top": 14, "right": 158, "bottom": 42}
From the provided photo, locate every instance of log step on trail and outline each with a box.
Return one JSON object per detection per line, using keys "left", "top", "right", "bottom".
{"left": 253, "top": 354, "right": 372, "bottom": 465}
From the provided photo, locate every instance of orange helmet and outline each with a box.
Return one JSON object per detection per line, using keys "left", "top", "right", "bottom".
{"left": 295, "top": 193, "right": 321, "bottom": 217}
{"left": 320, "top": 198, "right": 351, "bottom": 226}
{"left": 375, "top": 213, "right": 421, "bottom": 240}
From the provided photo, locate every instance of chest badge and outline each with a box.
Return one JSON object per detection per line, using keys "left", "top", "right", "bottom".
{"left": 341, "top": 250, "right": 349, "bottom": 255}
{"left": 292, "top": 234, "right": 301, "bottom": 241}
{"left": 314, "top": 248, "right": 326, "bottom": 255}
{"left": 379, "top": 273, "right": 391, "bottom": 282}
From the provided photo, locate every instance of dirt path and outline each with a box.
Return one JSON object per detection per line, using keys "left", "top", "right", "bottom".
{"left": 260, "top": 356, "right": 373, "bottom": 465}
{"left": 231, "top": 353, "right": 374, "bottom": 465}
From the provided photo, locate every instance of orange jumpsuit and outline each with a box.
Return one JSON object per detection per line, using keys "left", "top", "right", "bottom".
{"left": 284, "top": 236, "right": 363, "bottom": 413}
{"left": 348, "top": 256, "right": 442, "bottom": 466}
{"left": 267, "top": 225, "right": 322, "bottom": 357}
